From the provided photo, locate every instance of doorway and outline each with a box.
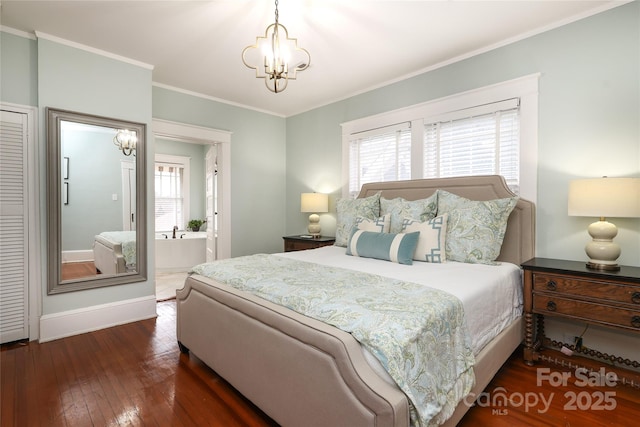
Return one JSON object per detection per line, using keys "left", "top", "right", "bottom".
{"left": 151, "top": 119, "right": 231, "bottom": 300}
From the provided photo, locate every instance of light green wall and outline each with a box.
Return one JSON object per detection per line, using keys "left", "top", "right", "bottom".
{"left": 61, "top": 126, "right": 126, "bottom": 250}
{"left": 37, "top": 38, "right": 154, "bottom": 315}
{"left": 0, "top": 31, "right": 38, "bottom": 106}
{"left": 286, "top": 1, "right": 640, "bottom": 267}
{"left": 152, "top": 87, "right": 287, "bottom": 257}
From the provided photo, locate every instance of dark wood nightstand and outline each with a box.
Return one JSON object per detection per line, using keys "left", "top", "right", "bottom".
{"left": 283, "top": 235, "right": 335, "bottom": 252}
{"left": 522, "top": 257, "right": 640, "bottom": 387}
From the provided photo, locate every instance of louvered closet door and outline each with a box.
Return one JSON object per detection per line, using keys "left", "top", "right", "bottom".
{"left": 0, "top": 110, "right": 29, "bottom": 343}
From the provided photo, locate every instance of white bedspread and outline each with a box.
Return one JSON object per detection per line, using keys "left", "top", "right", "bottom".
{"left": 277, "top": 245, "right": 523, "bottom": 356}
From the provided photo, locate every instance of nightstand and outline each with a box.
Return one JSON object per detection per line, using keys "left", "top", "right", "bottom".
{"left": 283, "top": 235, "right": 335, "bottom": 252}
{"left": 522, "top": 257, "right": 640, "bottom": 387}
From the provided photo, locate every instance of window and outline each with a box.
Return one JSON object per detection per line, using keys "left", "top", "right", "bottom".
{"left": 348, "top": 123, "right": 411, "bottom": 198}
{"left": 155, "top": 154, "right": 190, "bottom": 231}
{"left": 424, "top": 100, "right": 520, "bottom": 193}
{"left": 341, "top": 75, "right": 538, "bottom": 202}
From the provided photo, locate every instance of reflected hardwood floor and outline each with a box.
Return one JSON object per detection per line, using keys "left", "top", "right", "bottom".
{"left": 2, "top": 301, "right": 639, "bottom": 426}
{"left": 61, "top": 260, "right": 99, "bottom": 281}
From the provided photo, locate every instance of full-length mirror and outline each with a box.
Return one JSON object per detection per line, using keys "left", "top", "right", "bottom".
{"left": 47, "top": 108, "right": 147, "bottom": 294}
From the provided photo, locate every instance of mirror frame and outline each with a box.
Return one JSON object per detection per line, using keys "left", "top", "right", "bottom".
{"left": 46, "top": 107, "right": 147, "bottom": 294}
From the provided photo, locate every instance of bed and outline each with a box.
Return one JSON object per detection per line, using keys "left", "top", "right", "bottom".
{"left": 92, "top": 230, "right": 137, "bottom": 275}
{"left": 176, "top": 175, "right": 535, "bottom": 426}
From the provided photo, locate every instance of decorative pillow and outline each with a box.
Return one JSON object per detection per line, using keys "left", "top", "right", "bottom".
{"left": 437, "top": 190, "right": 518, "bottom": 265}
{"left": 335, "top": 193, "right": 381, "bottom": 247}
{"left": 346, "top": 230, "right": 420, "bottom": 265}
{"left": 401, "top": 214, "right": 448, "bottom": 263}
{"left": 355, "top": 214, "right": 390, "bottom": 233}
{"left": 380, "top": 193, "right": 438, "bottom": 234}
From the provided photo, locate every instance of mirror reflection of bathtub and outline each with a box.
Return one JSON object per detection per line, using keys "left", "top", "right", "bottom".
{"left": 155, "top": 231, "right": 206, "bottom": 272}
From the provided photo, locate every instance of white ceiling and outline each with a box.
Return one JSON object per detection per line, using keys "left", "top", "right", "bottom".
{"left": 0, "top": 1, "right": 626, "bottom": 117}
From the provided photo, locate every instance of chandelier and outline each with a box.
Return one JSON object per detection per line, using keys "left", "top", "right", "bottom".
{"left": 242, "top": 0, "right": 310, "bottom": 93}
{"left": 113, "top": 129, "right": 137, "bottom": 156}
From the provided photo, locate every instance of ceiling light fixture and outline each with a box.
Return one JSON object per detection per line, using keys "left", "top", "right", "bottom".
{"left": 242, "top": 0, "right": 310, "bottom": 93}
{"left": 114, "top": 129, "right": 137, "bottom": 156}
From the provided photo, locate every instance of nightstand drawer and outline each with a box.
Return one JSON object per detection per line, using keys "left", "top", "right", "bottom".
{"left": 533, "top": 294, "right": 640, "bottom": 331}
{"left": 533, "top": 273, "right": 640, "bottom": 306}
{"left": 285, "top": 240, "right": 320, "bottom": 252}
{"left": 283, "top": 236, "right": 335, "bottom": 252}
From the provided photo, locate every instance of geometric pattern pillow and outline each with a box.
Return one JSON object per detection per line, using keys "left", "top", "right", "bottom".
{"left": 401, "top": 214, "right": 448, "bottom": 263}
{"left": 335, "top": 192, "right": 381, "bottom": 247}
{"left": 436, "top": 190, "right": 518, "bottom": 265}
{"left": 355, "top": 214, "right": 390, "bottom": 233}
{"left": 346, "top": 229, "right": 420, "bottom": 265}
{"left": 380, "top": 193, "right": 438, "bottom": 234}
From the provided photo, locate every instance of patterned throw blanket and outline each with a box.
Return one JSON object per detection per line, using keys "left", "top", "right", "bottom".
{"left": 191, "top": 254, "right": 475, "bottom": 426}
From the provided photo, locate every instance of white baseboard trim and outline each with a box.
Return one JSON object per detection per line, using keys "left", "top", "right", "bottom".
{"left": 62, "top": 249, "right": 94, "bottom": 263}
{"left": 39, "top": 295, "right": 157, "bottom": 343}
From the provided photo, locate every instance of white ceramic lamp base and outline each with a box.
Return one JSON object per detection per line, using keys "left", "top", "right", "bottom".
{"left": 584, "top": 219, "right": 621, "bottom": 271}
{"left": 307, "top": 213, "right": 321, "bottom": 238}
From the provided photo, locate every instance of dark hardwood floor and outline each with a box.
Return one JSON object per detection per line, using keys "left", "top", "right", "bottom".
{"left": 2, "top": 301, "right": 639, "bottom": 426}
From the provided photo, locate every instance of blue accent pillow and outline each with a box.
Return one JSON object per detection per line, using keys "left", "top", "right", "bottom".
{"left": 346, "top": 230, "right": 420, "bottom": 265}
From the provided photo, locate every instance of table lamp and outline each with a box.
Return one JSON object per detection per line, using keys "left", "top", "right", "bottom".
{"left": 568, "top": 177, "right": 640, "bottom": 271}
{"left": 301, "top": 193, "right": 328, "bottom": 238}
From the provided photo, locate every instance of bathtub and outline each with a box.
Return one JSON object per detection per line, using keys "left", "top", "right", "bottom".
{"left": 155, "top": 231, "right": 206, "bottom": 272}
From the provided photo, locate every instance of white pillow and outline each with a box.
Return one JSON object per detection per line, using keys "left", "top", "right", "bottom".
{"left": 402, "top": 214, "right": 448, "bottom": 263}
{"left": 355, "top": 214, "right": 390, "bottom": 233}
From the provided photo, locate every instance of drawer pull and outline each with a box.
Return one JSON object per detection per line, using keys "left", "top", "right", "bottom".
{"left": 546, "top": 280, "right": 557, "bottom": 291}
{"left": 632, "top": 292, "right": 640, "bottom": 304}
{"left": 546, "top": 301, "right": 557, "bottom": 312}
{"left": 632, "top": 316, "right": 640, "bottom": 329}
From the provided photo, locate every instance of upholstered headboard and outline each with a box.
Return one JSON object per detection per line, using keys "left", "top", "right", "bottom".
{"left": 357, "top": 175, "right": 535, "bottom": 266}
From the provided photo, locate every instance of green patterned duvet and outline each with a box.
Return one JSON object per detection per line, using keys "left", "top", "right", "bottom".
{"left": 190, "top": 254, "right": 475, "bottom": 426}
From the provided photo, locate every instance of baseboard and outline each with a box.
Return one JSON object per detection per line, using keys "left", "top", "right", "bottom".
{"left": 39, "top": 295, "right": 157, "bottom": 343}
{"left": 61, "top": 249, "right": 93, "bottom": 263}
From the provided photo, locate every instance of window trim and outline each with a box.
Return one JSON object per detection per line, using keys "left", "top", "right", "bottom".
{"left": 341, "top": 73, "right": 539, "bottom": 203}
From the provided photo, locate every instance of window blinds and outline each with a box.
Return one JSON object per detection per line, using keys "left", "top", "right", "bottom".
{"left": 424, "top": 100, "right": 520, "bottom": 193}
{"left": 155, "top": 163, "right": 184, "bottom": 232}
{"left": 348, "top": 123, "right": 411, "bottom": 197}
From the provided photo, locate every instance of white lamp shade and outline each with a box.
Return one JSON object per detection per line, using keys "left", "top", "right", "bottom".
{"left": 301, "top": 193, "right": 328, "bottom": 213}
{"left": 568, "top": 177, "right": 640, "bottom": 218}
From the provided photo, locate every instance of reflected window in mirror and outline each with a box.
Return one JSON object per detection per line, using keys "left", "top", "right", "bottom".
{"left": 47, "top": 108, "right": 147, "bottom": 294}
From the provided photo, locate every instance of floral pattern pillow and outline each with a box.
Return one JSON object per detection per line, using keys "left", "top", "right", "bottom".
{"left": 335, "top": 193, "right": 381, "bottom": 247}
{"left": 437, "top": 190, "right": 518, "bottom": 265}
{"left": 380, "top": 193, "right": 438, "bottom": 234}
